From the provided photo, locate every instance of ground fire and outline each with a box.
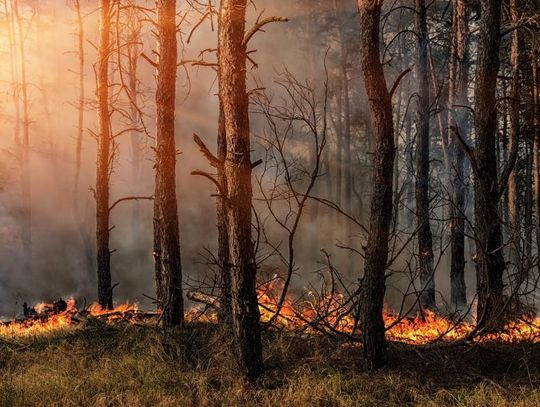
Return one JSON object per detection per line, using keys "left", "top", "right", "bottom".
{"left": 3, "top": 285, "right": 539, "bottom": 346}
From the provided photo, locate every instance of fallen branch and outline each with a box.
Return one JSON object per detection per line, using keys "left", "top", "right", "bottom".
{"left": 187, "top": 291, "right": 221, "bottom": 310}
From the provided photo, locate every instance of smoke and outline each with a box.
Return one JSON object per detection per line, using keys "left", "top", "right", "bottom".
{"left": 0, "top": 0, "right": 348, "bottom": 316}
{"left": 0, "top": 0, "right": 498, "bottom": 318}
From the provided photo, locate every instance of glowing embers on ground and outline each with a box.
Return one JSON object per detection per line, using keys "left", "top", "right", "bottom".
{"left": 2, "top": 285, "right": 539, "bottom": 344}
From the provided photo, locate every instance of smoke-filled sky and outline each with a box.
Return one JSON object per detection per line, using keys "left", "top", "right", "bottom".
{"left": 0, "top": 1, "right": 340, "bottom": 315}
{"left": 0, "top": 0, "right": 483, "bottom": 317}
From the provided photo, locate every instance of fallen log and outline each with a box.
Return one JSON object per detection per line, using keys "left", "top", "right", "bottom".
{"left": 187, "top": 291, "right": 221, "bottom": 310}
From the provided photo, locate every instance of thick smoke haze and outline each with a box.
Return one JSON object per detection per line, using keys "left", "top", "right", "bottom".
{"left": 0, "top": 0, "right": 482, "bottom": 317}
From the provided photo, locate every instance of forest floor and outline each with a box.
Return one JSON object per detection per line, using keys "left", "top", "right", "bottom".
{"left": 0, "top": 322, "right": 539, "bottom": 407}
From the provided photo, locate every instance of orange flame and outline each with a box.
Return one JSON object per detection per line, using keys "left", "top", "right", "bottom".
{"left": 2, "top": 287, "right": 539, "bottom": 345}
{"left": 0, "top": 298, "right": 77, "bottom": 337}
{"left": 0, "top": 299, "right": 141, "bottom": 337}
{"left": 253, "top": 282, "right": 540, "bottom": 344}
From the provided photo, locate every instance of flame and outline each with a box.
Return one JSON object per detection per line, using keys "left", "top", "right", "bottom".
{"left": 0, "top": 298, "right": 77, "bottom": 337}
{"left": 253, "top": 281, "right": 540, "bottom": 345}
{"left": 0, "top": 299, "right": 141, "bottom": 337}
{"left": 2, "top": 287, "right": 539, "bottom": 345}
{"left": 87, "top": 302, "right": 139, "bottom": 322}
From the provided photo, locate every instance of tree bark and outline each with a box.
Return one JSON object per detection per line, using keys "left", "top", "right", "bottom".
{"left": 357, "top": 0, "right": 395, "bottom": 369}
{"left": 153, "top": 0, "right": 184, "bottom": 327}
{"left": 507, "top": 0, "right": 521, "bottom": 272}
{"left": 219, "top": 0, "right": 264, "bottom": 379}
{"left": 447, "top": 0, "right": 470, "bottom": 310}
{"left": 473, "top": 0, "right": 505, "bottom": 329}
{"left": 403, "top": 108, "right": 413, "bottom": 230}
{"left": 216, "top": 100, "right": 232, "bottom": 324}
{"left": 95, "top": 0, "right": 113, "bottom": 309}
{"left": 415, "top": 0, "right": 435, "bottom": 310}
{"left": 532, "top": 45, "right": 540, "bottom": 277}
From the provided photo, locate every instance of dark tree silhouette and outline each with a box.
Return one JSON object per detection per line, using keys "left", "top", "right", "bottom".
{"left": 153, "top": 0, "right": 184, "bottom": 327}
{"left": 357, "top": 0, "right": 395, "bottom": 369}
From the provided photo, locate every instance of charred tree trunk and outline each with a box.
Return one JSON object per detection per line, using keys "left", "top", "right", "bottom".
{"left": 524, "top": 141, "right": 533, "bottom": 265}
{"left": 153, "top": 0, "right": 184, "bottom": 327}
{"left": 219, "top": 0, "right": 263, "bottom": 379}
{"left": 357, "top": 0, "right": 395, "bottom": 369}
{"left": 473, "top": 0, "right": 505, "bottom": 329}
{"left": 96, "top": 0, "right": 113, "bottom": 309}
{"left": 415, "top": 0, "right": 435, "bottom": 310}
{"left": 216, "top": 99, "right": 232, "bottom": 324}
{"left": 448, "top": 0, "right": 470, "bottom": 310}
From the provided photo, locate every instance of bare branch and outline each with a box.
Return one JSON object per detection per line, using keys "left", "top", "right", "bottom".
{"left": 109, "top": 196, "right": 154, "bottom": 213}
{"left": 390, "top": 68, "right": 412, "bottom": 98}
{"left": 242, "top": 14, "right": 289, "bottom": 47}
{"left": 140, "top": 52, "right": 157, "bottom": 68}
{"left": 193, "top": 133, "right": 220, "bottom": 168}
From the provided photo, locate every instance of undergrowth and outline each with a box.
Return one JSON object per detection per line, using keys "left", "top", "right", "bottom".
{"left": 0, "top": 322, "right": 538, "bottom": 406}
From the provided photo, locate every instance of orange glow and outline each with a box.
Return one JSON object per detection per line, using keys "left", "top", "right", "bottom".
{"left": 0, "top": 299, "right": 141, "bottom": 337}
{"left": 0, "top": 298, "right": 77, "bottom": 336}
{"left": 2, "top": 289, "right": 539, "bottom": 345}
{"left": 255, "top": 281, "right": 540, "bottom": 345}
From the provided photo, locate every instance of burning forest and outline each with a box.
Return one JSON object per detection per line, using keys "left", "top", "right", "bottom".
{"left": 0, "top": 0, "right": 540, "bottom": 406}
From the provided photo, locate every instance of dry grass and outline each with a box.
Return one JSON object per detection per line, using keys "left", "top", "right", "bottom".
{"left": 0, "top": 321, "right": 539, "bottom": 406}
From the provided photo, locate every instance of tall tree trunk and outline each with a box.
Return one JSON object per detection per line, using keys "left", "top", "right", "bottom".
{"left": 127, "top": 16, "right": 142, "bottom": 233}
{"left": 96, "top": 0, "right": 113, "bottom": 309}
{"left": 393, "top": 46, "right": 403, "bottom": 230}
{"left": 5, "top": 0, "right": 20, "bottom": 151}
{"left": 73, "top": 0, "right": 85, "bottom": 201}
{"left": 72, "top": 0, "right": 93, "bottom": 277}
{"left": 448, "top": 0, "right": 470, "bottom": 310}
{"left": 403, "top": 108, "right": 413, "bottom": 229}
{"left": 341, "top": 38, "right": 352, "bottom": 220}
{"left": 153, "top": 0, "right": 184, "bottom": 327}
{"left": 524, "top": 141, "right": 533, "bottom": 266}
{"left": 473, "top": 0, "right": 505, "bottom": 329}
{"left": 507, "top": 0, "right": 521, "bottom": 272}
{"left": 415, "top": 0, "right": 435, "bottom": 310}
{"left": 219, "top": 0, "right": 264, "bottom": 379}
{"left": 13, "top": 0, "right": 31, "bottom": 273}
{"left": 532, "top": 45, "right": 540, "bottom": 277}
{"left": 336, "top": 82, "right": 344, "bottom": 208}
{"left": 357, "top": 0, "right": 395, "bottom": 369}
